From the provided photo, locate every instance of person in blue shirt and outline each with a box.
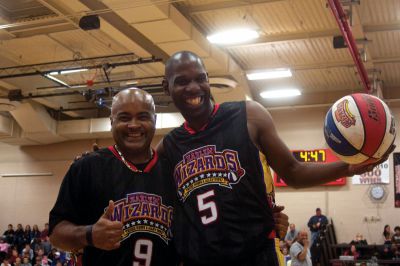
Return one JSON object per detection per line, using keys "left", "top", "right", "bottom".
{"left": 307, "top": 207, "right": 328, "bottom": 246}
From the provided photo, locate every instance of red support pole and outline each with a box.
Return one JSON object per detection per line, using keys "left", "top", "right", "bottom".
{"left": 327, "top": 0, "right": 372, "bottom": 93}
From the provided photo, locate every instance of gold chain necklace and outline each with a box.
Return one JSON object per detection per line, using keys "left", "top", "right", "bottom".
{"left": 114, "top": 145, "right": 153, "bottom": 173}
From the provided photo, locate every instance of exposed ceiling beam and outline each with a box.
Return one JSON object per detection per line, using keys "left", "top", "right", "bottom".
{"left": 0, "top": 53, "right": 146, "bottom": 79}
{"left": 374, "top": 56, "right": 400, "bottom": 64}
{"left": 9, "top": 23, "right": 76, "bottom": 38}
{"left": 36, "top": 0, "right": 81, "bottom": 25}
{"left": 79, "top": 0, "right": 170, "bottom": 62}
{"left": 226, "top": 29, "right": 341, "bottom": 48}
{"left": 260, "top": 89, "right": 361, "bottom": 109}
{"left": 364, "top": 23, "right": 400, "bottom": 33}
{"left": 245, "top": 60, "right": 355, "bottom": 72}
{"left": 187, "top": 0, "right": 286, "bottom": 15}
{"left": 244, "top": 54, "right": 400, "bottom": 71}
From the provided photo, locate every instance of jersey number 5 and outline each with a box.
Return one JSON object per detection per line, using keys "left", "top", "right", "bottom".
{"left": 197, "top": 190, "right": 218, "bottom": 225}
{"left": 133, "top": 239, "right": 153, "bottom": 266}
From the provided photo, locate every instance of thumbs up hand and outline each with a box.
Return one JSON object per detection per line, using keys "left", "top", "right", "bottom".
{"left": 91, "top": 200, "right": 124, "bottom": 250}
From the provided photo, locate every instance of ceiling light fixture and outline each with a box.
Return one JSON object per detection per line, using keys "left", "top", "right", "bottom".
{"left": 121, "top": 80, "right": 139, "bottom": 86}
{"left": 60, "top": 68, "right": 88, "bottom": 75}
{"left": 247, "top": 68, "right": 292, "bottom": 80}
{"left": 260, "top": 89, "right": 301, "bottom": 99}
{"left": 49, "top": 68, "right": 88, "bottom": 75}
{"left": 44, "top": 74, "right": 70, "bottom": 88}
{"left": 207, "top": 28, "right": 259, "bottom": 45}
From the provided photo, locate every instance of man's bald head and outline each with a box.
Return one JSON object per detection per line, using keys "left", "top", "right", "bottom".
{"left": 110, "top": 88, "right": 156, "bottom": 162}
{"left": 164, "top": 51, "right": 206, "bottom": 80}
{"left": 111, "top": 88, "right": 155, "bottom": 117}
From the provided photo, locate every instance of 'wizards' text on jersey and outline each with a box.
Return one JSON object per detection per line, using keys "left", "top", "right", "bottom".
{"left": 174, "top": 145, "right": 245, "bottom": 201}
{"left": 109, "top": 192, "right": 173, "bottom": 243}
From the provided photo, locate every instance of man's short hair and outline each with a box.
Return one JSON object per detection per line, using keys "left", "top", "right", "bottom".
{"left": 316, "top": 208, "right": 321, "bottom": 212}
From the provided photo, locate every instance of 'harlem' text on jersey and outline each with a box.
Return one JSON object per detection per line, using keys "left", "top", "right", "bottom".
{"left": 174, "top": 145, "right": 245, "bottom": 201}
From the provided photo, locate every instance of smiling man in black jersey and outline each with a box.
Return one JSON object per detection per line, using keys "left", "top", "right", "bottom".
{"left": 158, "top": 51, "right": 393, "bottom": 266}
{"left": 49, "top": 88, "right": 177, "bottom": 266}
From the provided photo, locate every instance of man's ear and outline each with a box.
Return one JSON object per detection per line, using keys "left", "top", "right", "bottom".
{"left": 110, "top": 116, "right": 113, "bottom": 126}
{"left": 162, "top": 78, "right": 170, "bottom": 96}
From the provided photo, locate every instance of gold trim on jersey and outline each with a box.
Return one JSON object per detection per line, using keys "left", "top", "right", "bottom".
{"left": 259, "top": 152, "right": 275, "bottom": 200}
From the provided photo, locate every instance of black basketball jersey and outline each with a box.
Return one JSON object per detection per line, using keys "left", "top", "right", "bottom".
{"left": 49, "top": 147, "right": 177, "bottom": 266}
{"left": 163, "top": 101, "right": 274, "bottom": 265}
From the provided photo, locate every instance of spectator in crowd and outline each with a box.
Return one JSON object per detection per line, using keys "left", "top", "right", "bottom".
{"left": 41, "top": 256, "right": 50, "bottom": 266}
{"left": 350, "top": 233, "right": 368, "bottom": 245}
{"left": 30, "top": 225, "right": 41, "bottom": 252}
{"left": 42, "top": 236, "right": 52, "bottom": 255}
{"left": 285, "top": 223, "right": 299, "bottom": 247}
{"left": 393, "top": 244, "right": 400, "bottom": 259}
{"left": 280, "top": 241, "right": 289, "bottom": 256}
{"left": 31, "top": 225, "right": 40, "bottom": 240}
{"left": 47, "top": 249, "right": 57, "bottom": 263}
{"left": 380, "top": 243, "right": 395, "bottom": 260}
{"left": 279, "top": 240, "right": 291, "bottom": 266}
{"left": 307, "top": 207, "right": 328, "bottom": 246}
{"left": 343, "top": 244, "right": 360, "bottom": 260}
{"left": 22, "top": 244, "right": 34, "bottom": 262}
{"left": 8, "top": 248, "right": 19, "bottom": 265}
{"left": 0, "top": 258, "right": 11, "bottom": 266}
{"left": 21, "top": 256, "right": 31, "bottom": 266}
{"left": 23, "top": 225, "right": 32, "bottom": 246}
{"left": 14, "top": 224, "right": 24, "bottom": 253}
{"left": 34, "top": 248, "right": 44, "bottom": 265}
{"left": 40, "top": 224, "right": 49, "bottom": 241}
{"left": 290, "top": 230, "right": 312, "bottom": 266}
{"left": 2, "top": 225, "right": 14, "bottom": 245}
{"left": 383, "top": 224, "right": 393, "bottom": 244}
{"left": 347, "top": 233, "right": 368, "bottom": 259}
{"left": 392, "top": 226, "right": 400, "bottom": 244}
{"left": 0, "top": 237, "right": 9, "bottom": 262}
{"left": 14, "top": 257, "right": 22, "bottom": 266}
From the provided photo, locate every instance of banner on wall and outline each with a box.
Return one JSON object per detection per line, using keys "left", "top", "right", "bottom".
{"left": 352, "top": 160, "right": 389, "bottom": 185}
{"left": 393, "top": 153, "right": 400, "bottom": 208}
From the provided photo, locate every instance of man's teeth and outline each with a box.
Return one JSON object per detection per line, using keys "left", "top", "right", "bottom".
{"left": 187, "top": 97, "right": 201, "bottom": 105}
{"left": 128, "top": 133, "right": 142, "bottom": 137}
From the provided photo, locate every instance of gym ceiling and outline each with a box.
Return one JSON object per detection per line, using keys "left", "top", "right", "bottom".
{"left": 0, "top": 0, "right": 398, "bottom": 145}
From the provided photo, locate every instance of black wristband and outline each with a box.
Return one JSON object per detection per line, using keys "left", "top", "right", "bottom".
{"left": 86, "top": 225, "right": 94, "bottom": 246}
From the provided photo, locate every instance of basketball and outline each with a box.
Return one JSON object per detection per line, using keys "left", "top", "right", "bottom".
{"left": 324, "top": 93, "right": 396, "bottom": 164}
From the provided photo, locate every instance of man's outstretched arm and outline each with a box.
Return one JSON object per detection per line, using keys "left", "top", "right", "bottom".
{"left": 246, "top": 100, "right": 394, "bottom": 188}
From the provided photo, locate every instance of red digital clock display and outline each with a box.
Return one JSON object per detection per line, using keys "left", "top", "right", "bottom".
{"left": 274, "top": 148, "right": 346, "bottom": 186}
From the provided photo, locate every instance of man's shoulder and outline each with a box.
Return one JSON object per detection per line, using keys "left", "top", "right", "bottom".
{"left": 74, "top": 147, "right": 113, "bottom": 164}
{"left": 220, "top": 101, "right": 245, "bottom": 110}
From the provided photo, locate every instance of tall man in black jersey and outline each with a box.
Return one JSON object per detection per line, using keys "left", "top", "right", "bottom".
{"left": 49, "top": 89, "right": 177, "bottom": 266}
{"left": 159, "top": 51, "right": 393, "bottom": 266}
